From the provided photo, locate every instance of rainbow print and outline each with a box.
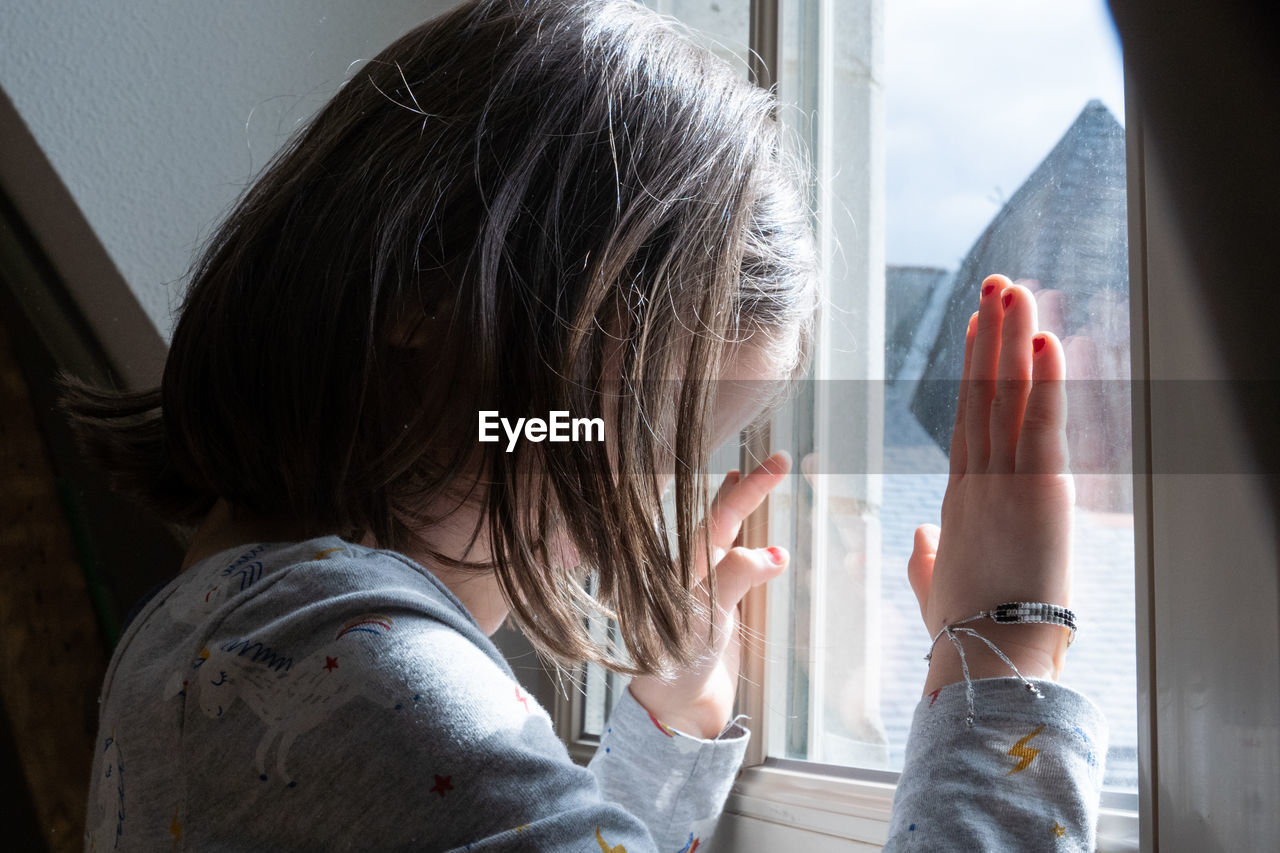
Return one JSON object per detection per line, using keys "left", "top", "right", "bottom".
{"left": 336, "top": 615, "right": 394, "bottom": 639}
{"left": 647, "top": 712, "right": 677, "bottom": 738}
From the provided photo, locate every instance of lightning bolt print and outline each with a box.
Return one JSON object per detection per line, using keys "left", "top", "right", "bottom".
{"left": 1007, "top": 724, "right": 1045, "bottom": 775}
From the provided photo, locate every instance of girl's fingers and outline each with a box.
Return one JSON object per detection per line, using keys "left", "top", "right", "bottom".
{"left": 707, "top": 451, "right": 790, "bottom": 552}
{"left": 1014, "top": 331, "right": 1069, "bottom": 475}
{"left": 965, "top": 274, "right": 1010, "bottom": 473}
{"left": 949, "top": 312, "right": 979, "bottom": 478}
{"left": 988, "top": 284, "right": 1037, "bottom": 473}
{"left": 907, "top": 524, "right": 939, "bottom": 620}
{"left": 712, "top": 545, "right": 788, "bottom": 611}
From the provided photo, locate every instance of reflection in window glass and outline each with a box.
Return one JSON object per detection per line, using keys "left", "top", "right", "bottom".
{"left": 767, "top": 0, "right": 1137, "bottom": 792}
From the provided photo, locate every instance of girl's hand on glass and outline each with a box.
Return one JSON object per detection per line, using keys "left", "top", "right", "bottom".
{"left": 628, "top": 451, "right": 791, "bottom": 739}
{"left": 908, "top": 275, "right": 1076, "bottom": 696}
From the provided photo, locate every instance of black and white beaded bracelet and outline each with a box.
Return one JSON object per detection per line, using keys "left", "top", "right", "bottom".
{"left": 988, "top": 601, "right": 1078, "bottom": 645}
{"left": 924, "top": 601, "right": 1078, "bottom": 726}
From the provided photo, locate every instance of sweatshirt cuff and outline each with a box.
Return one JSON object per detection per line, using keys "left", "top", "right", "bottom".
{"left": 915, "top": 677, "right": 1109, "bottom": 756}
{"left": 607, "top": 684, "right": 749, "bottom": 754}
{"left": 888, "top": 678, "right": 1109, "bottom": 852}
{"left": 589, "top": 687, "right": 750, "bottom": 851}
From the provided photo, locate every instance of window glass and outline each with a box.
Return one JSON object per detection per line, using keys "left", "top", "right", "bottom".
{"left": 766, "top": 0, "right": 1136, "bottom": 791}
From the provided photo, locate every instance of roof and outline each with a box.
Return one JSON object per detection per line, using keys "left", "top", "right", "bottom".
{"left": 909, "top": 100, "right": 1128, "bottom": 454}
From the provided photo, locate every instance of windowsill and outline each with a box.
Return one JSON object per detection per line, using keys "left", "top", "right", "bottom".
{"left": 721, "top": 762, "right": 1140, "bottom": 851}
{"left": 725, "top": 763, "right": 895, "bottom": 845}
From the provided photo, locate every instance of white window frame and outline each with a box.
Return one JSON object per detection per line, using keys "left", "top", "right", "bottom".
{"left": 555, "top": 1, "right": 1157, "bottom": 849}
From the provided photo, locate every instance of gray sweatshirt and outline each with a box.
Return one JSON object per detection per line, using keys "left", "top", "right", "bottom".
{"left": 85, "top": 536, "right": 1107, "bottom": 851}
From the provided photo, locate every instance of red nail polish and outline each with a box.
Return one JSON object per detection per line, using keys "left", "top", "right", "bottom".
{"left": 767, "top": 546, "right": 785, "bottom": 565}
{"left": 1002, "top": 290, "right": 1014, "bottom": 309}
{"left": 981, "top": 283, "right": 996, "bottom": 297}
{"left": 1033, "top": 335, "right": 1046, "bottom": 354}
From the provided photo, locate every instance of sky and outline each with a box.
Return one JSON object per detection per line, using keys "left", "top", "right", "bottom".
{"left": 884, "top": 0, "right": 1126, "bottom": 268}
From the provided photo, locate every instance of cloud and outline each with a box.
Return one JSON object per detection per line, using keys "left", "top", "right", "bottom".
{"left": 884, "top": 0, "right": 1125, "bottom": 267}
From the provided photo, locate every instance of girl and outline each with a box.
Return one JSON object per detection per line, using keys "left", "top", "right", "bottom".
{"left": 67, "top": 0, "right": 1105, "bottom": 849}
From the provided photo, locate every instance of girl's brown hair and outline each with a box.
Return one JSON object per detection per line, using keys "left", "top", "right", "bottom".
{"left": 63, "top": 0, "right": 817, "bottom": 675}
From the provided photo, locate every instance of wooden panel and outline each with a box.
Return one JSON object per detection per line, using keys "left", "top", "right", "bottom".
{"left": 0, "top": 315, "right": 107, "bottom": 852}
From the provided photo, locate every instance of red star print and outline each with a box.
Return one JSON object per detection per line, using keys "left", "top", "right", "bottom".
{"left": 928, "top": 689, "right": 941, "bottom": 707}
{"left": 324, "top": 656, "right": 339, "bottom": 672}
{"left": 515, "top": 687, "right": 530, "bottom": 713}
{"left": 430, "top": 775, "right": 453, "bottom": 797}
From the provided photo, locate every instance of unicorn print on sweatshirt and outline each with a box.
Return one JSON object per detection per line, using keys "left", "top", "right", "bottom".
{"left": 189, "top": 614, "right": 400, "bottom": 786}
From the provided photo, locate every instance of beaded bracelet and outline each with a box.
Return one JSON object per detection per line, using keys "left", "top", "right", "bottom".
{"left": 924, "top": 601, "right": 1078, "bottom": 726}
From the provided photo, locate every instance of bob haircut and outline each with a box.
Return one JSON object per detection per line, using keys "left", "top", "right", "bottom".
{"left": 63, "top": 0, "right": 818, "bottom": 676}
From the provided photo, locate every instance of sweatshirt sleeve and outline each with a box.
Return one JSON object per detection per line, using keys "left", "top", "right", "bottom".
{"left": 587, "top": 686, "right": 750, "bottom": 853}
{"left": 884, "top": 677, "right": 1109, "bottom": 852}
{"left": 179, "top": 604, "right": 668, "bottom": 852}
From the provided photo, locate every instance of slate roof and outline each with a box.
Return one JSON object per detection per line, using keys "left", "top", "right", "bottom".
{"left": 909, "top": 100, "right": 1128, "bottom": 453}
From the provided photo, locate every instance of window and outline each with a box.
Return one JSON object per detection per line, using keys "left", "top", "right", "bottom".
{"left": 558, "top": 1, "right": 1141, "bottom": 848}
{"left": 762, "top": 0, "right": 1136, "bottom": 780}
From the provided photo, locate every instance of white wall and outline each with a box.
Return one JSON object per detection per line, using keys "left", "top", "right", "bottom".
{"left": 1138, "top": 135, "right": 1280, "bottom": 853}
{"left": 0, "top": 0, "right": 457, "bottom": 344}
